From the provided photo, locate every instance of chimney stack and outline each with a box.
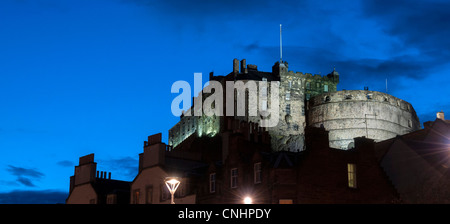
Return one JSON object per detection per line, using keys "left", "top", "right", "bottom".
{"left": 240, "top": 59, "right": 247, "bottom": 74}
{"left": 233, "top": 58, "right": 239, "bottom": 75}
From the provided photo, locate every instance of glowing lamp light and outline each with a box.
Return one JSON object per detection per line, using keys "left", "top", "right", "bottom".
{"left": 243, "top": 196, "right": 253, "bottom": 204}
{"left": 165, "top": 177, "right": 181, "bottom": 204}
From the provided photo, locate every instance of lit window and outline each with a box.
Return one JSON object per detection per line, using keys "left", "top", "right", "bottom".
{"left": 254, "top": 163, "right": 262, "bottom": 184}
{"left": 133, "top": 189, "right": 140, "bottom": 204}
{"left": 324, "top": 85, "right": 328, "bottom": 92}
{"left": 347, "top": 163, "right": 357, "bottom": 188}
{"left": 279, "top": 199, "right": 293, "bottom": 204}
{"left": 210, "top": 173, "right": 216, "bottom": 193}
{"left": 231, "top": 168, "right": 238, "bottom": 188}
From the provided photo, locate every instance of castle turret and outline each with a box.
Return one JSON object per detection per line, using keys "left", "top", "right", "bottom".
{"left": 327, "top": 67, "right": 339, "bottom": 83}
{"left": 272, "top": 61, "right": 288, "bottom": 78}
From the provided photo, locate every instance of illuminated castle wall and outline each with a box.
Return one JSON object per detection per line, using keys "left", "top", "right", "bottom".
{"left": 169, "top": 58, "right": 339, "bottom": 151}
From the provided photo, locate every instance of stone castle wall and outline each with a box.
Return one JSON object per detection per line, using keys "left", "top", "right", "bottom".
{"left": 307, "top": 90, "right": 421, "bottom": 149}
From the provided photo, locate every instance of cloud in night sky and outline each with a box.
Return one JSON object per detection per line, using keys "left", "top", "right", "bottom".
{"left": 56, "top": 160, "right": 75, "bottom": 167}
{"left": 6, "top": 165, "right": 45, "bottom": 187}
{"left": 98, "top": 156, "right": 138, "bottom": 180}
{"left": 0, "top": 190, "right": 67, "bottom": 204}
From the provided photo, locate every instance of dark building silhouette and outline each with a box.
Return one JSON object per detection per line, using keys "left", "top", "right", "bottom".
{"left": 66, "top": 154, "right": 130, "bottom": 204}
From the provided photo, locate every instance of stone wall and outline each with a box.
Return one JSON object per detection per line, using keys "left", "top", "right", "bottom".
{"left": 307, "top": 90, "right": 420, "bottom": 149}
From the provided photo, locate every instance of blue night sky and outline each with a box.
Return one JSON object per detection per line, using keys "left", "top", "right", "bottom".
{"left": 0, "top": 0, "right": 449, "bottom": 203}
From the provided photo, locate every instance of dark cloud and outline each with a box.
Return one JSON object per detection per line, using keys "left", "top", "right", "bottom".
{"left": 7, "top": 165, "right": 44, "bottom": 179}
{"left": 17, "top": 177, "right": 36, "bottom": 187}
{"left": 362, "top": 0, "right": 450, "bottom": 64}
{"left": 0, "top": 190, "right": 67, "bottom": 204}
{"left": 6, "top": 165, "right": 44, "bottom": 187}
{"left": 56, "top": 160, "right": 75, "bottom": 167}
{"left": 99, "top": 156, "right": 138, "bottom": 180}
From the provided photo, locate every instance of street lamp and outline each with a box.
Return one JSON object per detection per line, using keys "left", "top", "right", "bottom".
{"left": 243, "top": 196, "right": 253, "bottom": 204}
{"left": 165, "top": 177, "right": 181, "bottom": 204}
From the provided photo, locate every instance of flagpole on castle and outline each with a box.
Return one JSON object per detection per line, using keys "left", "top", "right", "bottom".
{"left": 280, "top": 24, "right": 282, "bottom": 63}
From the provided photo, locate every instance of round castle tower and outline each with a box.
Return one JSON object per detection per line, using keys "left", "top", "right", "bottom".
{"left": 307, "top": 90, "right": 420, "bottom": 149}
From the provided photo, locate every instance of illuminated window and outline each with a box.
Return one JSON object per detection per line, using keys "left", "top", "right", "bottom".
{"left": 347, "top": 163, "right": 357, "bottom": 188}
{"left": 210, "top": 173, "right": 216, "bottom": 193}
{"left": 231, "top": 168, "right": 238, "bottom": 188}
{"left": 324, "top": 85, "right": 328, "bottom": 92}
{"left": 133, "top": 189, "right": 140, "bottom": 204}
{"left": 254, "top": 162, "right": 262, "bottom": 184}
{"left": 279, "top": 199, "right": 293, "bottom": 204}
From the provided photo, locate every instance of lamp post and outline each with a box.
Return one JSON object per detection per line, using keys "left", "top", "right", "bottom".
{"left": 165, "top": 177, "right": 181, "bottom": 204}
{"left": 243, "top": 196, "right": 253, "bottom": 204}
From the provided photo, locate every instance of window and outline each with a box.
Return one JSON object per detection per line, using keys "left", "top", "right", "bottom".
{"left": 146, "top": 186, "right": 153, "bottom": 204}
{"left": 254, "top": 162, "right": 262, "bottom": 184}
{"left": 347, "top": 163, "right": 357, "bottom": 188}
{"left": 306, "top": 82, "right": 311, "bottom": 90}
{"left": 210, "top": 173, "right": 216, "bottom": 193}
{"left": 324, "top": 84, "right": 328, "bottom": 92}
{"left": 288, "top": 80, "right": 292, "bottom": 89}
{"left": 316, "top": 82, "right": 320, "bottom": 89}
{"left": 285, "top": 104, "right": 291, "bottom": 115}
{"left": 279, "top": 199, "right": 293, "bottom": 204}
{"left": 133, "top": 189, "right": 140, "bottom": 204}
{"left": 306, "top": 94, "right": 310, "bottom": 100}
{"left": 285, "top": 92, "right": 290, "bottom": 100}
{"left": 231, "top": 168, "right": 238, "bottom": 188}
{"left": 107, "top": 194, "right": 116, "bottom": 204}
